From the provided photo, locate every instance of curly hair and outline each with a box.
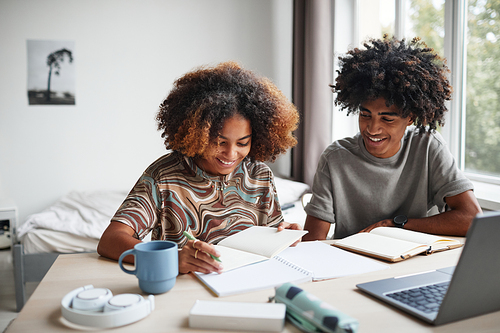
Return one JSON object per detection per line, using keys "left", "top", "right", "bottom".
{"left": 332, "top": 35, "right": 452, "bottom": 133}
{"left": 156, "top": 61, "right": 299, "bottom": 162}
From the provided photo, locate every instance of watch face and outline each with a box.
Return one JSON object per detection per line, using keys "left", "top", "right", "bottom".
{"left": 394, "top": 215, "right": 407, "bottom": 225}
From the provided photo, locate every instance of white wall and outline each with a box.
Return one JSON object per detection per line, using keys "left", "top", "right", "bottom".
{"left": 0, "top": 0, "right": 293, "bottom": 224}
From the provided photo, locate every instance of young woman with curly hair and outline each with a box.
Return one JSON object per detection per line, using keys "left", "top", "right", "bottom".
{"left": 303, "top": 36, "right": 481, "bottom": 241}
{"left": 98, "top": 62, "right": 300, "bottom": 274}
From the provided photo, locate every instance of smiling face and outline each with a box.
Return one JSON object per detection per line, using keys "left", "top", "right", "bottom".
{"left": 359, "top": 97, "right": 414, "bottom": 159}
{"left": 196, "top": 114, "right": 252, "bottom": 176}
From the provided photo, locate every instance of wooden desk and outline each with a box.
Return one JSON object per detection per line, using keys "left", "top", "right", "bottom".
{"left": 7, "top": 242, "right": 500, "bottom": 332}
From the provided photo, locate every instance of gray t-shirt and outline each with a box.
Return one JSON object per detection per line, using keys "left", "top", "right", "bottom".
{"left": 305, "top": 127, "right": 474, "bottom": 239}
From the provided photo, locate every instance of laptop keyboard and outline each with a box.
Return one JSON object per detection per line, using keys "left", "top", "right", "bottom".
{"left": 386, "top": 282, "right": 450, "bottom": 313}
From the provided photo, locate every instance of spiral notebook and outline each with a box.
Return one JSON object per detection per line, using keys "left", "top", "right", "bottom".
{"left": 194, "top": 241, "right": 388, "bottom": 296}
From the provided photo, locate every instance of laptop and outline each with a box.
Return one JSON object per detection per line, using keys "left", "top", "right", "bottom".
{"left": 356, "top": 211, "right": 500, "bottom": 325}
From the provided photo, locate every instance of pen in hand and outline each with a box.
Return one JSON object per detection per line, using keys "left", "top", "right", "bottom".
{"left": 183, "top": 231, "right": 222, "bottom": 262}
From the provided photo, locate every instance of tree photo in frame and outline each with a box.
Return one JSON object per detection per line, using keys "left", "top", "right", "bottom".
{"left": 27, "top": 40, "right": 76, "bottom": 105}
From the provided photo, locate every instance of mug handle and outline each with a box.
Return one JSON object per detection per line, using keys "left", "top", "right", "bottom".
{"left": 118, "top": 249, "right": 137, "bottom": 275}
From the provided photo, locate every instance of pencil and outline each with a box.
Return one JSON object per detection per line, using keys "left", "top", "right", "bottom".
{"left": 183, "top": 231, "right": 222, "bottom": 262}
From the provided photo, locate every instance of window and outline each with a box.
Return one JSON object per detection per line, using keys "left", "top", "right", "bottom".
{"left": 405, "top": 0, "right": 445, "bottom": 55}
{"left": 403, "top": 0, "right": 500, "bottom": 206}
{"left": 358, "top": 0, "right": 396, "bottom": 39}
{"left": 333, "top": 0, "right": 500, "bottom": 208}
{"left": 464, "top": 1, "right": 500, "bottom": 180}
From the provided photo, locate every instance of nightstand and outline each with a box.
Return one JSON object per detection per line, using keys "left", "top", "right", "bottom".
{"left": 0, "top": 206, "right": 17, "bottom": 249}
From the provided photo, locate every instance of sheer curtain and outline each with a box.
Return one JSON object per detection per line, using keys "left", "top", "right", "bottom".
{"left": 292, "top": 0, "right": 333, "bottom": 186}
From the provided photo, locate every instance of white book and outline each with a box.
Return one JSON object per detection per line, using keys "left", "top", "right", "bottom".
{"left": 194, "top": 241, "right": 388, "bottom": 297}
{"left": 189, "top": 300, "right": 286, "bottom": 332}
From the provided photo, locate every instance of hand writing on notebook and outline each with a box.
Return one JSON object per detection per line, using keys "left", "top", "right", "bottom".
{"left": 180, "top": 221, "right": 303, "bottom": 275}
{"left": 179, "top": 238, "right": 224, "bottom": 275}
{"left": 180, "top": 222, "right": 302, "bottom": 275}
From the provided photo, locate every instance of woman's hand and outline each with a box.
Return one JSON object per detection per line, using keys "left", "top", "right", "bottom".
{"left": 277, "top": 221, "right": 302, "bottom": 246}
{"left": 277, "top": 221, "right": 302, "bottom": 231}
{"left": 178, "top": 239, "right": 223, "bottom": 274}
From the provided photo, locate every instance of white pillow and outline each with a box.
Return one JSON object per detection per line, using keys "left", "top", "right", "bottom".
{"left": 274, "top": 177, "right": 310, "bottom": 205}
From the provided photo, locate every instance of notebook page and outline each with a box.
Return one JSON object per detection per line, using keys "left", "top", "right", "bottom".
{"left": 370, "top": 227, "right": 460, "bottom": 247}
{"left": 214, "top": 245, "right": 268, "bottom": 272}
{"left": 217, "top": 226, "right": 308, "bottom": 258}
{"left": 275, "top": 241, "right": 388, "bottom": 281}
{"left": 194, "top": 257, "right": 312, "bottom": 297}
{"left": 335, "top": 233, "right": 429, "bottom": 260}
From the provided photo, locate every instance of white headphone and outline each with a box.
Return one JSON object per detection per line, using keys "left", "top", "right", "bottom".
{"left": 61, "top": 285, "right": 154, "bottom": 328}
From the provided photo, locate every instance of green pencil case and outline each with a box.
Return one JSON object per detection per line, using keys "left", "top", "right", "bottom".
{"left": 274, "top": 283, "right": 359, "bottom": 333}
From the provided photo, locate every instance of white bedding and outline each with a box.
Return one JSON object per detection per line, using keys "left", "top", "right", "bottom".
{"left": 17, "top": 190, "right": 127, "bottom": 241}
{"left": 17, "top": 177, "right": 309, "bottom": 254}
{"left": 21, "top": 229, "right": 100, "bottom": 254}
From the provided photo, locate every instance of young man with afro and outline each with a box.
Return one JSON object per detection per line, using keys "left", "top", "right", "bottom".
{"left": 303, "top": 35, "right": 482, "bottom": 241}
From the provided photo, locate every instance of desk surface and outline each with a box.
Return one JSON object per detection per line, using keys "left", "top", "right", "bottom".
{"left": 7, "top": 241, "right": 500, "bottom": 332}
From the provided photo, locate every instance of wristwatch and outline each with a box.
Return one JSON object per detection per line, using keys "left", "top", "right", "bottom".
{"left": 393, "top": 215, "right": 408, "bottom": 228}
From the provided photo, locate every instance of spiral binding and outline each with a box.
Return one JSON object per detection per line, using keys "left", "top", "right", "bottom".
{"left": 274, "top": 256, "right": 313, "bottom": 276}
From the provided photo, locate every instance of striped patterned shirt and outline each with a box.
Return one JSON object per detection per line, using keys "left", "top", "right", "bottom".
{"left": 111, "top": 152, "right": 284, "bottom": 247}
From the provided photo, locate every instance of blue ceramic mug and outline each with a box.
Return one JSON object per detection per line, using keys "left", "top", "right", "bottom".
{"left": 118, "top": 241, "right": 178, "bottom": 294}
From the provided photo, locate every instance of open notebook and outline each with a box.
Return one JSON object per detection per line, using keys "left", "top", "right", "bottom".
{"left": 194, "top": 241, "right": 388, "bottom": 296}
{"left": 212, "top": 226, "right": 307, "bottom": 272}
{"left": 333, "top": 227, "right": 462, "bottom": 262}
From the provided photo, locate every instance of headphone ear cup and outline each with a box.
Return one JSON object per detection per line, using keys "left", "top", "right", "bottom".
{"left": 61, "top": 285, "right": 155, "bottom": 328}
{"left": 72, "top": 288, "right": 113, "bottom": 311}
{"left": 104, "top": 294, "right": 144, "bottom": 312}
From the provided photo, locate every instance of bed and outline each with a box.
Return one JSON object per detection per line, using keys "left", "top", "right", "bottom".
{"left": 12, "top": 177, "right": 310, "bottom": 311}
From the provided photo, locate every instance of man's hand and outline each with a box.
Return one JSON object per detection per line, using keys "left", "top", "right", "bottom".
{"left": 358, "top": 219, "right": 394, "bottom": 233}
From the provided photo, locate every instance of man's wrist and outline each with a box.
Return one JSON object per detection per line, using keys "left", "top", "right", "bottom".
{"left": 393, "top": 215, "right": 408, "bottom": 228}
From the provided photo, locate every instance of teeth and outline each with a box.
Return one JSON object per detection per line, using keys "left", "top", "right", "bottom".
{"left": 369, "top": 137, "right": 383, "bottom": 142}
{"left": 218, "top": 158, "right": 233, "bottom": 165}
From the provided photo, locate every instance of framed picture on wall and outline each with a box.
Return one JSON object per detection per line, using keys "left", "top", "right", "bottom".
{"left": 27, "top": 40, "right": 76, "bottom": 105}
